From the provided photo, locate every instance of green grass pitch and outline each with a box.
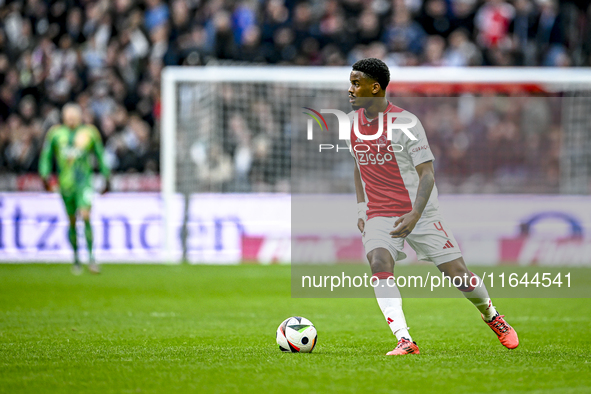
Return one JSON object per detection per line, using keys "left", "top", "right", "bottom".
{"left": 1, "top": 264, "right": 590, "bottom": 394}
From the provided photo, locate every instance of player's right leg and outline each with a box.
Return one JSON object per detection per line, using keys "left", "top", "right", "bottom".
{"left": 363, "top": 217, "right": 419, "bottom": 355}
{"left": 367, "top": 248, "right": 420, "bottom": 355}
{"left": 79, "top": 206, "right": 99, "bottom": 274}
{"left": 62, "top": 193, "right": 81, "bottom": 275}
{"left": 68, "top": 213, "right": 82, "bottom": 275}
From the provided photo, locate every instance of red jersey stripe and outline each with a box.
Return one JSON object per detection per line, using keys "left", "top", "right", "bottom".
{"left": 352, "top": 103, "right": 413, "bottom": 219}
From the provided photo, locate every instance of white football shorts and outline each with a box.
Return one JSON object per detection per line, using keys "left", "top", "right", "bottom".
{"left": 362, "top": 214, "right": 462, "bottom": 265}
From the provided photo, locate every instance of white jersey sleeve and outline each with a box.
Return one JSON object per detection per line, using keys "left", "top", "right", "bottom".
{"left": 402, "top": 116, "right": 435, "bottom": 167}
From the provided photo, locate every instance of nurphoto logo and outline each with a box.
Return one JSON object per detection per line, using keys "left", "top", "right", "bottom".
{"left": 302, "top": 107, "right": 418, "bottom": 153}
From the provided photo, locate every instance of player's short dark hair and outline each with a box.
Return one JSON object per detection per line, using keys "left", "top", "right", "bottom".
{"left": 352, "top": 58, "right": 390, "bottom": 91}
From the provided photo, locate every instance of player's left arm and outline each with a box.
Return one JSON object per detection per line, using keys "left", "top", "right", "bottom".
{"left": 90, "top": 126, "right": 111, "bottom": 193}
{"left": 390, "top": 161, "right": 434, "bottom": 238}
{"left": 410, "top": 161, "right": 435, "bottom": 216}
{"left": 390, "top": 115, "right": 435, "bottom": 238}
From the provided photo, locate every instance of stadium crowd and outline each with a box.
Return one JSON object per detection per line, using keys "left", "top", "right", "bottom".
{"left": 0, "top": 0, "right": 588, "bottom": 191}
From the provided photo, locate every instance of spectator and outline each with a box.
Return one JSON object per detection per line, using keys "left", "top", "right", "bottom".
{"left": 422, "top": 35, "right": 446, "bottom": 65}
{"left": 90, "top": 83, "right": 116, "bottom": 120}
{"left": 319, "top": 4, "right": 354, "bottom": 56}
{"left": 145, "top": 0, "right": 170, "bottom": 33}
{"left": 509, "top": 0, "right": 539, "bottom": 65}
{"left": 66, "top": 8, "right": 85, "bottom": 44}
{"left": 382, "top": 7, "right": 426, "bottom": 55}
{"left": 444, "top": 28, "right": 482, "bottom": 66}
{"left": 450, "top": 0, "right": 477, "bottom": 36}
{"left": 228, "top": 114, "right": 253, "bottom": 191}
{"left": 210, "top": 11, "right": 236, "bottom": 60}
{"left": 356, "top": 10, "right": 383, "bottom": 45}
{"left": 237, "top": 26, "right": 267, "bottom": 63}
{"left": 249, "top": 135, "right": 274, "bottom": 192}
{"left": 192, "top": 142, "right": 233, "bottom": 190}
{"left": 5, "top": 115, "right": 38, "bottom": 173}
{"left": 418, "top": 0, "right": 453, "bottom": 38}
{"left": 535, "top": 0, "right": 565, "bottom": 66}
{"left": 475, "top": 0, "right": 515, "bottom": 49}
{"left": 18, "top": 96, "right": 37, "bottom": 125}
{"left": 232, "top": 1, "right": 257, "bottom": 45}
{"left": 261, "top": 0, "right": 289, "bottom": 47}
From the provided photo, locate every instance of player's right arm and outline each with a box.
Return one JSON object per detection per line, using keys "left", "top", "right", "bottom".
{"left": 347, "top": 110, "right": 367, "bottom": 233}
{"left": 39, "top": 126, "right": 57, "bottom": 191}
{"left": 354, "top": 160, "right": 366, "bottom": 233}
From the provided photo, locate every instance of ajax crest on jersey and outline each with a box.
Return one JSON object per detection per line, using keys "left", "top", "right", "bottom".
{"left": 276, "top": 317, "right": 317, "bottom": 353}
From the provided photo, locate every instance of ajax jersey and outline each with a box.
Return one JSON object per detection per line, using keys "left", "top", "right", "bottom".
{"left": 347, "top": 102, "right": 439, "bottom": 220}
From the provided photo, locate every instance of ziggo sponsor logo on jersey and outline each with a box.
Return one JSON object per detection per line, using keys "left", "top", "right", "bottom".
{"left": 354, "top": 142, "right": 403, "bottom": 165}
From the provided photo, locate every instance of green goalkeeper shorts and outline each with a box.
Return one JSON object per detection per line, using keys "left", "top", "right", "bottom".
{"left": 61, "top": 186, "right": 93, "bottom": 216}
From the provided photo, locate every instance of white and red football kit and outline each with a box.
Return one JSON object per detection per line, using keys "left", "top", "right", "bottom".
{"left": 348, "top": 102, "right": 461, "bottom": 265}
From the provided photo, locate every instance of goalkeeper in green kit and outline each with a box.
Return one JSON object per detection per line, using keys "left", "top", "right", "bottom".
{"left": 39, "top": 103, "right": 111, "bottom": 275}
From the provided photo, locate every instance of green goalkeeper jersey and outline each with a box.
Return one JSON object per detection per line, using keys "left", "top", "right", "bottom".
{"left": 39, "top": 124, "right": 110, "bottom": 193}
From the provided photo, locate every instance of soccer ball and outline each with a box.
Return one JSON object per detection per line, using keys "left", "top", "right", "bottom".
{"left": 276, "top": 316, "right": 317, "bottom": 353}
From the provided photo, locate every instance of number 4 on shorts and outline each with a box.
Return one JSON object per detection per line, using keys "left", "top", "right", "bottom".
{"left": 434, "top": 221, "right": 448, "bottom": 237}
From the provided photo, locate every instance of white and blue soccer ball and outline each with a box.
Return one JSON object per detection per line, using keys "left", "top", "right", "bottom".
{"left": 276, "top": 316, "right": 317, "bottom": 353}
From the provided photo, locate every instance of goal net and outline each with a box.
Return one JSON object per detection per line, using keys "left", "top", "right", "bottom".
{"left": 161, "top": 66, "right": 591, "bottom": 261}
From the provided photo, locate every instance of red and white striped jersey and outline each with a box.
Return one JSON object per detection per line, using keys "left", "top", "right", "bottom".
{"left": 348, "top": 102, "right": 439, "bottom": 220}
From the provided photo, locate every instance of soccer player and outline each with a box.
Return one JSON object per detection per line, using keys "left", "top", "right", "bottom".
{"left": 39, "top": 103, "right": 110, "bottom": 275}
{"left": 348, "top": 58, "right": 518, "bottom": 355}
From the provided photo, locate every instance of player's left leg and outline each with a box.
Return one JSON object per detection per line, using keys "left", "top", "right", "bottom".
{"left": 79, "top": 207, "right": 99, "bottom": 274}
{"left": 406, "top": 216, "right": 518, "bottom": 349}
{"left": 437, "top": 257, "right": 518, "bottom": 349}
{"left": 437, "top": 258, "right": 497, "bottom": 320}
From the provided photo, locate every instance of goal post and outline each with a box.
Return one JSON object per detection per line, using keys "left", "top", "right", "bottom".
{"left": 160, "top": 66, "right": 591, "bottom": 263}
{"left": 161, "top": 68, "right": 177, "bottom": 264}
